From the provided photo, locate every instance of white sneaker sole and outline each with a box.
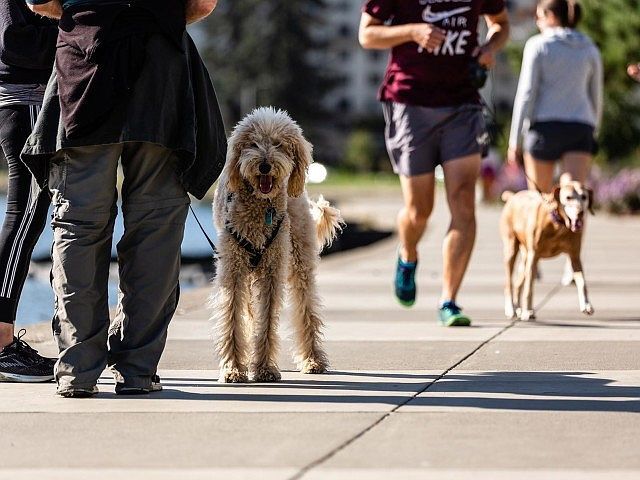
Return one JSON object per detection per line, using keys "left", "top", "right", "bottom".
{"left": 0, "top": 372, "right": 54, "bottom": 383}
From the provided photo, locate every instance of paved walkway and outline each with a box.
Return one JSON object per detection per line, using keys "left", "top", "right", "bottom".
{"left": 2, "top": 191, "right": 639, "bottom": 479}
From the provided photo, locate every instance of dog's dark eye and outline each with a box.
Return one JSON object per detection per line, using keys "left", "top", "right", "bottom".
{"left": 581, "top": 194, "right": 587, "bottom": 200}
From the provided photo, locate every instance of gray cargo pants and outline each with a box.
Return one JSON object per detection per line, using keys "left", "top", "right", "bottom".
{"left": 49, "top": 142, "right": 189, "bottom": 390}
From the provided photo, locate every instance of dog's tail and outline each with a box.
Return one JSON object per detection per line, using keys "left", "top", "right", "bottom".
{"left": 309, "top": 195, "right": 344, "bottom": 249}
{"left": 501, "top": 191, "right": 515, "bottom": 202}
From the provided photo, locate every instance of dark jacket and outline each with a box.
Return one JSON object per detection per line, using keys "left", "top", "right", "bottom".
{"left": 0, "top": 0, "right": 57, "bottom": 84}
{"left": 56, "top": 0, "right": 186, "bottom": 138}
{"left": 21, "top": 32, "right": 227, "bottom": 200}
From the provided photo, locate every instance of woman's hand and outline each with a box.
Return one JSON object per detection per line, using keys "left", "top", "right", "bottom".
{"left": 507, "top": 147, "right": 523, "bottom": 166}
{"left": 474, "top": 44, "right": 497, "bottom": 69}
{"left": 628, "top": 63, "right": 640, "bottom": 83}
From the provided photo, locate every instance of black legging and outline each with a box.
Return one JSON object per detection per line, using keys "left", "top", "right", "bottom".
{"left": 0, "top": 104, "right": 50, "bottom": 324}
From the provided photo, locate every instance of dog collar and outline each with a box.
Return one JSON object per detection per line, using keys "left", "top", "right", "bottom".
{"left": 550, "top": 208, "right": 564, "bottom": 227}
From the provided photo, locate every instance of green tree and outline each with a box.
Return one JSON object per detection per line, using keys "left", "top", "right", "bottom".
{"left": 580, "top": 0, "right": 640, "bottom": 161}
{"left": 343, "top": 130, "right": 378, "bottom": 173}
{"left": 200, "top": 1, "right": 339, "bottom": 132}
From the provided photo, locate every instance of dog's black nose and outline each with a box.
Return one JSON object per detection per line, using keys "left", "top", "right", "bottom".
{"left": 259, "top": 162, "right": 271, "bottom": 175}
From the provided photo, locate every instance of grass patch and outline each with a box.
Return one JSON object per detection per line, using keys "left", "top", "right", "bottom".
{"left": 306, "top": 169, "right": 399, "bottom": 198}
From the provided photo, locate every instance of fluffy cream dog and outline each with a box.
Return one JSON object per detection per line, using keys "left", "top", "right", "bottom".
{"left": 210, "top": 107, "right": 343, "bottom": 383}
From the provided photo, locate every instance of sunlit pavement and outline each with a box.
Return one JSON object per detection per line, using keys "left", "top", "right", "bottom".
{"left": 3, "top": 191, "right": 639, "bottom": 480}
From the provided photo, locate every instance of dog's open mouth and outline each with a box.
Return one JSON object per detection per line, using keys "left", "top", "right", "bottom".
{"left": 259, "top": 174, "right": 274, "bottom": 194}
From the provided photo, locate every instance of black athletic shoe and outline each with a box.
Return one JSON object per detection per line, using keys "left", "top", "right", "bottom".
{"left": 0, "top": 329, "right": 56, "bottom": 382}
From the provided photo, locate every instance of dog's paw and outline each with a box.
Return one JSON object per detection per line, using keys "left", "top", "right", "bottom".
{"left": 504, "top": 304, "right": 516, "bottom": 319}
{"left": 300, "top": 358, "right": 328, "bottom": 374}
{"left": 581, "top": 303, "right": 595, "bottom": 316}
{"left": 219, "top": 366, "right": 249, "bottom": 384}
{"left": 252, "top": 365, "right": 281, "bottom": 383}
{"left": 519, "top": 309, "right": 536, "bottom": 321}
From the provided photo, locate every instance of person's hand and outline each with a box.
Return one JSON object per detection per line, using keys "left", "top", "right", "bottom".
{"left": 507, "top": 147, "right": 523, "bottom": 166}
{"left": 473, "top": 44, "right": 497, "bottom": 69}
{"left": 628, "top": 63, "right": 640, "bottom": 83}
{"left": 411, "top": 23, "right": 446, "bottom": 52}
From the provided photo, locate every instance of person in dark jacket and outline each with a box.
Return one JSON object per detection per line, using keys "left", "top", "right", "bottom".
{"left": 0, "top": 0, "right": 58, "bottom": 383}
{"left": 25, "top": 0, "right": 225, "bottom": 398}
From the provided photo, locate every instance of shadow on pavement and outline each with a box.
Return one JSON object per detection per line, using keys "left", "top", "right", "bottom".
{"left": 99, "top": 371, "right": 640, "bottom": 413}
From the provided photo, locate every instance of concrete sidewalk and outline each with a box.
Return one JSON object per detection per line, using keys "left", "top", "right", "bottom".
{"left": 1, "top": 192, "right": 639, "bottom": 480}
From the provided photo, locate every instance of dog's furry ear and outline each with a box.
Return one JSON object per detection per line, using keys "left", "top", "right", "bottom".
{"left": 586, "top": 187, "right": 595, "bottom": 215}
{"left": 223, "top": 137, "right": 243, "bottom": 193}
{"left": 288, "top": 135, "right": 312, "bottom": 198}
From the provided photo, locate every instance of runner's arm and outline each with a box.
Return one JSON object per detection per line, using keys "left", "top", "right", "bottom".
{"left": 476, "top": 8, "right": 510, "bottom": 68}
{"left": 27, "top": 0, "right": 63, "bottom": 19}
{"left": 186, "top": 0, "right": 218, "bottom": 24}
{"left": 359, "top": 12, "right": 444, "bottom": 51}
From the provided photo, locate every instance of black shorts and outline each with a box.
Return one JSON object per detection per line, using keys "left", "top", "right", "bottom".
{"left": 524, "top": 121, "right": 597, "bottom": 161}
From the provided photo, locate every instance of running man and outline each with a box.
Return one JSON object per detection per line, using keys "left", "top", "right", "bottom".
{"left": 359, "top": 0, "right": 509, "bottom": 326}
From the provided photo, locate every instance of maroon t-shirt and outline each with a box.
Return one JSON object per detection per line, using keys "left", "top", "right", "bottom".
{"left": 364, "top": 0, "right": 505, "bottom": 107}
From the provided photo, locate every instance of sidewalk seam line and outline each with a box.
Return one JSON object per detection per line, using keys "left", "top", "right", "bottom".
{"left": 290, "top": 319, "right": 518, "bottom": 480}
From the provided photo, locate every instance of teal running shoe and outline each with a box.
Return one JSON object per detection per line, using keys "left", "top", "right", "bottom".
{"left": 395, "top": 257, "right": 417, "bottom": 307}
{"left": 438, "top": 300, "right": 471, "bottom": 327}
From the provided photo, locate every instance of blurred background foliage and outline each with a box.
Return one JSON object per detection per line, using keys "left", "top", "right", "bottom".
{"left": 201, "top": 0, "right": 340, "bottom": 145}
{"left": 1, "top": 0, "right": 638, "bottom": 206}
{"left": 579, "top": 0, "right": 640, "bottom": 163}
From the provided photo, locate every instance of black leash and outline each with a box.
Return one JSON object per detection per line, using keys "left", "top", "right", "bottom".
{"left": 189, "top": 205, "right": 218, "bottom": 256}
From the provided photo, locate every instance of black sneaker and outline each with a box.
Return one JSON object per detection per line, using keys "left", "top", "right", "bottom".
{"left": 0, "top": 329, "right": 56, "bottom": 383}
{"left": 115, "top": 374, "right": 163, "bottom": 395}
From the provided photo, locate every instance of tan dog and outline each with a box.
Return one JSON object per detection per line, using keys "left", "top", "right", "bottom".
{"left": 500, "top": 180, "right": 595, "bottom": 321}
{"left": 210, "top": 107, "right": 343, "bottom": 383}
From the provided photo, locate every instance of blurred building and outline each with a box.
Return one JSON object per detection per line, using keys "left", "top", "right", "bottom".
{"left": 319, "top": 0, "right": 388, "bottom": 119}
{"left": 490, "top": 0, "right": 537, "bottom": 110}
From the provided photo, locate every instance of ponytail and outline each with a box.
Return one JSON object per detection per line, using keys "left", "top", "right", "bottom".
{"left": 567, "top": 0, "right": 576, "bottom": 26}
{"left": 538, "top": 0, "right": 583, "bottom": 28}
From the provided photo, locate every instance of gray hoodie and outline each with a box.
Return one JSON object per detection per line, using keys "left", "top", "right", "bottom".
{"left": 509, "top": 27, "right": 603, "bottom": 149}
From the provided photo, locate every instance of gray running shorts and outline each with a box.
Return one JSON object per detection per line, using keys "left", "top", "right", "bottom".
{"left": 382, "top": 102, "right": 487, "bottom": 177}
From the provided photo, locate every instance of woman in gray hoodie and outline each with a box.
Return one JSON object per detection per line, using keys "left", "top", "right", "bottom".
{"left": 508, "top": 0, "right": 603, "bottom": 193}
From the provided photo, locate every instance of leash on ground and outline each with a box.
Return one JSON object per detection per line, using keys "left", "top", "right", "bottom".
{"left": 189, "top": 205, "right": 218, "bottom": 257}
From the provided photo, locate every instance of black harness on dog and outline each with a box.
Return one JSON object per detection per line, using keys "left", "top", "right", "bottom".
{"left": 225, "top": 218, "right": 284, "bottom": 269}
{"left": 223, "top": 190, "right": 285, "bottom": 269}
